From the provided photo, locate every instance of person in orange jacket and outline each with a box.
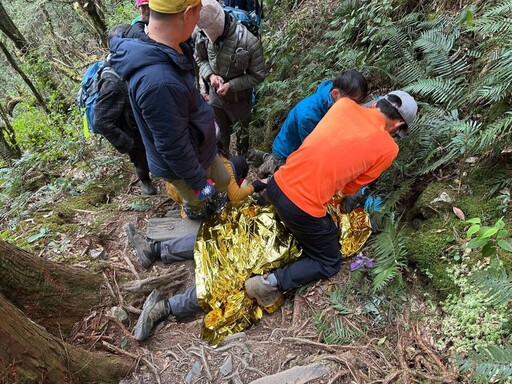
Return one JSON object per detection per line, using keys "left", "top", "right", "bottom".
{"left": 244, "top": 90, "right": 418, "bottom": 307}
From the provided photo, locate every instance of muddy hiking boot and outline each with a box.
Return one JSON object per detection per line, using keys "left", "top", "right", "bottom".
{"left": 134, "top": 290, "right": 171, "bottom": 341}
{"left": 140, "top": 179, "right": 157, "bottom": 195}
{"left": 244, "top": 275, "right": 283, "bottom": 307}
{"left": 206, "top": 192, "right": 227, "bottom": 215}
{"left": 257, "top": 153, "right": 285, "bottom": 179}
{"left": 183, "top": 204, "right": 208, "bottom": 220}
{"left": 124, "top": 223, "right": 159, "bottom": 268}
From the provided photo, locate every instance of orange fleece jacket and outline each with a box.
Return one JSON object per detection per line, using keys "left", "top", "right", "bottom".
{"left": 274, "top": 98, "right": 398, "bottom": 218}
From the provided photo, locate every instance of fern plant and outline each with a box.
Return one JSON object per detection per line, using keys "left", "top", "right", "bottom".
{"left": 369, "top": 214, "right": 407, "bottom": 292}
{"left": 312, "top": 314, "right": 363, "bottom": 345}
{"left": 457, "top": 345, "right": 512, "bottom": 383}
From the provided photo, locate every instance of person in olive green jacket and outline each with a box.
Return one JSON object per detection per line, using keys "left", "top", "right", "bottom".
{"left": 195, "top": 0, "right": 265, "bottom": 156}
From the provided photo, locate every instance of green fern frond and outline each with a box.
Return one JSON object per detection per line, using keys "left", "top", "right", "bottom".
{"left": 479, "top": 0, "right": 512, "bottom": 17}
{"left": 477, "top": 112, "right": 512, "bottom": 152}
{"left": 369, "top": 214, "right": 407, "bottom": 292}
{"left": 457, "top": 345, "right": 512, "bottom": 382}
{"left": 469, "top": 260, "right": 512, "bottom": 306}
{"left": 322, "top": 317, "right": 363, "bottom": 345}
{"left": 378, "top": 179, "right": 414, "bottom": 212}
{"left": 414, "top": 29, "right": 456, "bottom": 54}
{"left": 328, "top": 290, "right": 353, "bottom": 315}
{"left": 404, "top": 78, "right": 463, "bottom": 106}
{"left": 472, "top": 17, "right": 512, "bottom": 35}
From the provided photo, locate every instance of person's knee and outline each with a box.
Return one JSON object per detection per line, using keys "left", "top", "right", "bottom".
{"left": 213, "top": 168, "right": 230, "bottom": 192}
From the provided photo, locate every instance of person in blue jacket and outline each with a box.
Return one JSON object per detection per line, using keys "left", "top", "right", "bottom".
{"left": 257, "top": 70, "right": 368, "bottom": 178}
{"left": 109, "top": 0, "right": 230, "bottom": 220}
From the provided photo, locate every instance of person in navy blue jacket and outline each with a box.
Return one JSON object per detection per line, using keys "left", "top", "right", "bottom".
{"left": 257, "top": 70, "right": 368, "bottom": 178}
{"left": 109, "top": 0, "right": 230, "bottom": 220}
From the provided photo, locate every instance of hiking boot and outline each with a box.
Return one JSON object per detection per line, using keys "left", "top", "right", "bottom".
{"left": 206, "top": 192, "right": 227, "bottom": 215}
{"left": 134, "top": 294, "right": 171, "bottom": 341}
{"left": 140, "top": 179, "right": 157, "bottom": 195}
{"left": 246, "top": 148, "right": 268, "bottom": 166}
{"left": 124, "top": 223, "right": 159, "bottom": 268}
{"left": 183, "top": 203, "right": 208, "bottom": 220}
{"left": 257, "top": 154, "right": 285, "bottom": 179}
{"left": 244, "top": 275, "right": 283, "bottom": 307}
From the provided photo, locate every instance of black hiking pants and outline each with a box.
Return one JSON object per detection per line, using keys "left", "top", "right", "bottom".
{"left": 128, "top": 139, "right": 150, "bottom": 181}
{"left": 266, "top": 177, "right": 342, "bottom": 290}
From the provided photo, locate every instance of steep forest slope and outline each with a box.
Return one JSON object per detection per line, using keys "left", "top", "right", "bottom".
{"left": 0, "top": 0, "right": 511, "bottom": 383}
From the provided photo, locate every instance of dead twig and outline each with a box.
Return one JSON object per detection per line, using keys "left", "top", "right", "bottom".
{"left": 102, "top": 272, "right": 117, "bottom": 300}
{"left": 414, "top": 323, "right": 450, "bottom": 376}
{"left": 280, "top": 336, "right": 338, "bottom": 353}
{"left": 189, "top": 346, "right": 212, "bottom": 381}
{"left": 123, "top": 247, "right": 140, "bottom": 280}
{"left": 327, "top": 369, "right": 350, "bottom": 384}
{"left": 121, "top": 266, "right": 186, "bottom": 293}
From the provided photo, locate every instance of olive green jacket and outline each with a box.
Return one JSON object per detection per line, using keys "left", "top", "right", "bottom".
{"left": 196, "top": 18, "right": 265, "bottom": 104}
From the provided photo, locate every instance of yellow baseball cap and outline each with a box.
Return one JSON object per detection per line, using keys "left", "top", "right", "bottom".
{"left": 149, "top": 0, "right": 201, "bottom": 14}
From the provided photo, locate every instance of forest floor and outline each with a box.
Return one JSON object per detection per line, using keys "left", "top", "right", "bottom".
{"left": 51, "top": 166, "right": 463, "bottom": 384}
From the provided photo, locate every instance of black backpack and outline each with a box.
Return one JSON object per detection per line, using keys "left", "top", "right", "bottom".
{"left": 76, "top": 61, "right": 131, "bottom": 137}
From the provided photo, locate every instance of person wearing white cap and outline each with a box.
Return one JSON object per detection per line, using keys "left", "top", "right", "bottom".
{"left": 195, "top": 0, "right": 265, "bottom": 156}
{"left": 109, "top": 0, "right": 231, "bottom": 220}
{"left": 244, "top": 90, "right": 418, "bottom": 308}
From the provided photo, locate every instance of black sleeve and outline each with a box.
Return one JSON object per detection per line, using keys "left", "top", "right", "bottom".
{"left": 93, "top": 75, "right": 133, "bottom": 153}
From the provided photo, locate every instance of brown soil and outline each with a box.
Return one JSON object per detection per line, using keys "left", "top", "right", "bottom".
{"left": 59, "top": 175, "right": 460, "bottom": 384}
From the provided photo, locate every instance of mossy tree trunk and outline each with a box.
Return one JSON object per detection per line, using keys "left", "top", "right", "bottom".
{"left": 0, "top": 239, "right": 104, "bottom": 336}
{"left": 0, "top": 294, "right": 133, "bottom": 384}
{"left": 75, "top": 0, "right": 108, "bottom": 48}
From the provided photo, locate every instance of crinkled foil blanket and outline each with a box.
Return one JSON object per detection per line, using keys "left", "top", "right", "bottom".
{"left": 194, "top": 200, "right": 371, "bottom": 346}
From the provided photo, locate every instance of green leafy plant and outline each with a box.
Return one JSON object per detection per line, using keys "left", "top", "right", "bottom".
{"left": 312, "top": 313, "right": 363, "bottom": 345}
{"left": 464, "top": 217, "right": 512, "bottom": 257}
{"left": 457, "top": 345, "right": 512, "bottom": 384}
{"left": 369, "top": 214, "right": 407, "bottom": 293}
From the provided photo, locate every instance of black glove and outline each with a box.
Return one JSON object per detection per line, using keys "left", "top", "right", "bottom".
{"left": 251, "top": 180, "right": 267, "bottom": 193}
{"left": 256, "top": 192, "right": 270, "bottom": 206}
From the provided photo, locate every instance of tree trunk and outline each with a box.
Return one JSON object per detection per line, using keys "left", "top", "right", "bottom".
{"left": 76, "top": 0, "right": 108, "bottom": 48}
{"left": 0, "top": 294, "right": 133, "bottom": 384}
{"left": 0, "top": 2, "right": 29, "bottom": 54}
{"left": 0, "top": 102, "right": 21, "bottom": 162}
{"left": 0, "top": 239, "right": 104, "bottom": 336}
{"left": 0, "top": 39, "right": 49, "bottom": 113}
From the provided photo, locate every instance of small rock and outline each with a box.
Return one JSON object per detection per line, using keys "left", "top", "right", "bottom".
{"left": 220, "top": 354, "right": 233, "bottom": 376}
{"left": 184, "top": 360, "right": 201, "bottom": 384}
{"left": 430, "top": 191, "right": 452, "bottom": 204}
{"left": 110, "top": 306, "right": 128, "bottom": 322}
{"left": 89, "top": 246, "right": 107, "bottom": 259}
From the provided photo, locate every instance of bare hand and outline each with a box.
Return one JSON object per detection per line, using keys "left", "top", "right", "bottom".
{"left": 216, "top": 82, "right": 230, "bottom": 96}
{"left": 209, "top": 74, "right": 225, "bottom": 89}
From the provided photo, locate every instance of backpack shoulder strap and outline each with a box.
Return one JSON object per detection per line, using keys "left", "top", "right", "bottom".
{"left": 235, "top": 22, "right": 248, "bottom": 50}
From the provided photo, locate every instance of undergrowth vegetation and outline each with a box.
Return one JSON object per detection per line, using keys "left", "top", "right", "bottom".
{"left": 0, "top": 0, "right": 511, "bottom": 381}
{"left": 253, "top": 0, "right": 512, "bottom": 381}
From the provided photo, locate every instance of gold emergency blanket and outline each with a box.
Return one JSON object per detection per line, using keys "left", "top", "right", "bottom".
{"left": 194, "top": 201, "right": 371, "bottom": 346}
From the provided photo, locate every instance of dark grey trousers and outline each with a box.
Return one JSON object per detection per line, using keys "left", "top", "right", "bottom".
{"left": 160, "top": 234, "right": 202, "bottom": 318}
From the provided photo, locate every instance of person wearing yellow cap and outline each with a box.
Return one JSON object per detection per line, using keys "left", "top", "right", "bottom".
{"left": 109, "top": 0, "right": 231, "bottom": 220}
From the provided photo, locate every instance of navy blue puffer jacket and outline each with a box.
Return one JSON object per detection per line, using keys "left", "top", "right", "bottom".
{"left": 109, "top": 27, "right": 217, "bottom": 190}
